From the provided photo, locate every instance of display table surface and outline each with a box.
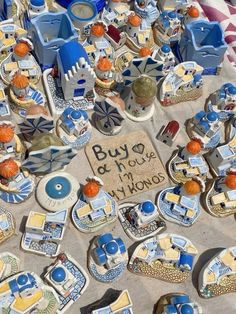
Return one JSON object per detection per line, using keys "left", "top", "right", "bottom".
{"left": 1, "top": 49, "right": 236, "bottom": 314}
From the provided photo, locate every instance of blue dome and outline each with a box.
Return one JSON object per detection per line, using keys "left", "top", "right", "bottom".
{"left": 168, "top": 11, "right": 177, "bottom": 19}
{"left": 51, "top": 267, "right": 66, "bottom": 283}
{"left": 30, "top": 0, "right": 45, "bottom": 6}
{"left": 71, "top": 110, "right": 82, "bottom": 120}
{"left": 141, "top": 201, "right": 155, "bottom": 214}
{"left": 105, "top": 241, "right": 119, "bottom": 255}
{"left": 207, "top": 111, "right": 219, "bottom": 122}
{"left": 228, "top": 85, "right": 236, "bottom": 95}
{"left": 17, "top": 274, "right": 28, "bottom": 285}
{"left": 180, "top": 304, "right": 194, "bottom": 314}
{"left": 45, "top": 176, "right": 72, "bottom": 199}
{"left": 195, "top": 111, "right": 206, "bottom": 120}
{"left": 199, "top": 120, "right": 210, "bottom": 131}
{"left": 161, "top": 45, "right": 171, "bottom": 53}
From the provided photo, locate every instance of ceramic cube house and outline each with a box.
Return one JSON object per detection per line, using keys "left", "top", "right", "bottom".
{"left": 29, "top": 12, "right": 78, "bottom": 69}
{"left": 57, "top": 41, "right": 96, "bottom": 100}
{"left": 180, "top": 20, "right": 227, "bottom": 74}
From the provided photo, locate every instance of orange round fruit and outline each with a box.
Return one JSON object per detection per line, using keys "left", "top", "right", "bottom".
{"left": 184, "top": 180, "right": 201, "bottom": 195}
{"left": 186, "top": 140, "right": 201, "bottom": 155}
{"left": 0, "top": 159, "right": 19, "bottom": 179}
{"left": 225, "top": 174, "right": 236, "bottom": 189}
{"left": 83, "top": 181, "right": 100, "bottom": 198}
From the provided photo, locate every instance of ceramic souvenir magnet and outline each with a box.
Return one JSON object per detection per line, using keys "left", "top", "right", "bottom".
{"left": 158, "top": 0, "right": 189, "bottom": 12}
{"left": 155, "top": 293, "right": 203, "bottom": 314}
{"left": 199, "top": 247, "right": 236, "bottom": 298}
{"left": 21, "top": 209, "right": 68, "bottom": 257}
{"left": 128, "top": 233, "right": 198, "bottom": 283}
{"left": 0, "top": 270, "right": 59, "bottom": 313}
{"left": 22, "top": 133, "right": 77, "bottom": 175}
{"left": 103, "top": 0, "right": 130, "bottom": 29}
{"left": 44, "top": 252, "right": 89, "bottom": 313}
{"left": 203, "top": 174, "right": 236, "bottom": 217}
{"left": 9, "top": 72, "right": 46, "bottom": 116}
{"left": 159, "top": 62, "right": 203, "bottom": 106}
{"left": 186, "top": 110, "right": 222, "bottom": 150}
{"left": 28, "top": 0, "right": 48, "bottom": 19}
{"left": 168, "top": 140, "right": 209, "bottom": 184}
{"left": 0, "top": 121, "right": 24, "bottom": 159}
{"left": 206, "top": 83, "right": 236, "bottom": 121}
{"left": 0, "top": 158, "right": 35, "bottom": 204}
{"left": 0, "top": 252, "right": 20, "bottom": 281}
{"left": 154, "top": 10, "right": 182, "bottom": 46}
{"left": 118, "top": 200, "right": 166, "bottom": 241}
{"left": 125, "top": 13, "right": 154, "bottom": 52}
{"left": 157, "top": 120, "right": 180, "bottom": 147}
{"left": 0, "top": 24, "right": 27, "bottom": 64}
{"left": 134, "top": 0, "right": 159, "bottom": 27}
{"left": 95, "top": 57, "right": 115, "bottom": 96}
{"left": 18, "top": 105, "right": 54, "bottom": 141}
{"left": 36, "top": 171, "right": 79, "bottom": 212}
{"left": 0, "top": 206, "right": 15, "bottom": 244}
{"left": 88, "top": 232, "right": 128, "bottom": 283}
{"left": 104, "top": 24, "right": 127, "bottom": 51}
{"left": 124, "top": 75, "right": 157, "bottom": 121}
{"left": 91, "top": 290, "right": 133, "bottom": 314}
{"left": 56, "top": 107, "right": 92, "bottom": 149}
{"left": 43, "top": 40, "right": 96, "bottom": 116}
{"left": 157, "top": 178, "right": 204, "bottom": 227}
{"left": 0, "top": 39, "right": 41, "bottom": 85}
{"left": 151, "top": 44, "right": 175, "bottom": 75}
{"left": 93, "top": 96, "right": 126, "bottom": 136}
{"left": 72, "top": 176, "right": 118, "bottom": 233}
{"left": 206, "top": 135, "right": 236, "bottom": 177}
{"left": 84, "top": 22, "right": 114, "bottom": 66}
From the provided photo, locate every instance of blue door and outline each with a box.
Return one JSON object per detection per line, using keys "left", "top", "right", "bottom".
{"left": 74, "top": 88, "right": 85, "bottom": 97}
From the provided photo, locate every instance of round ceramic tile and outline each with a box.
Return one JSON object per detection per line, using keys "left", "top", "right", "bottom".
{"left": 36, "top": 171, "right": 80, "bottom": 212}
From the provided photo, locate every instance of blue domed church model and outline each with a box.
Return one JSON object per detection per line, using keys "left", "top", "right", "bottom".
{"left": 118, "top": 200, "right": 166, "bottom": 241}
{"left": 89, "top": 233, "right": 128, "bottom": 282}
{"left": 155, "top": 293, "right": 202, "bottom": 314}
{"left": 206, "top": 83, "right": 236, "bottom": 121}
{"left": 44, "top": 40, "right": 96, "bottom": 115}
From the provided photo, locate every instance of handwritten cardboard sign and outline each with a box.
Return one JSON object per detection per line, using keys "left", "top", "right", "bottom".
{"left": 85, "top": 130, "right": 168, "bottom": 201}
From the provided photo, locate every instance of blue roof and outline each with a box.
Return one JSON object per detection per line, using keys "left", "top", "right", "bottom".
{"left": 161, "top": 44, "right": 171, "bottom": 53}
{"left": 180, "top": 304, "right": 194, "bottom": 314}
{"left": 17, "top": 274, "right": 28, "bottom": 285}
{"left": 168, "top": 11, "right": 177, "bottom": 19}
{"left": 105, "top": 241, "right": 118, "bottom": 255}
{"left": 199, "top": 120, "right": 210, "bottom": 131}
{"left": 228, "top": 85, "right": 236, "bottom": 95}
{"left": 207, "top": 111, "right": 219, "bottom": 122}
{"left": 58, "top": 41, "right": 90, "bottom": 74}
{"left": 51, "top": 267, "right": 66, "bottom": 283}
{"left": 195, "top": 111, "right": 206, "bottom": 120}
{"left": 30, "top": 0, "right": 45, "bottom": 6}
{"left": 71, "top": 110, "right": 82, "bottom": 120}
{"left": 141, "top": 201, "right": 155, "bottom": 214}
